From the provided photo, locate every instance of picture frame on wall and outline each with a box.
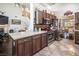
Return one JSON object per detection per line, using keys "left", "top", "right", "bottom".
{"left": 11, "top": 19, "right": 21, "bottom": 24}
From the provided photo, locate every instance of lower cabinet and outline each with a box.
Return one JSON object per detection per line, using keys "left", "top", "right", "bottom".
{"left": 75, "top": 31, "right": 79, "bottom": 44}
{"left": 15, "top": 39, "right": 25, "bottom": 56}
{"left": 24, "top": 37, "right": 32, "bottom": 56}
{"left": 32, "top": 35, "right": 41, "bottom": 54}
{"left": 41, "top": 33, "right": 47, "bottom": 48}
{"left": 15, "top": 37, "right": 32, "bottom": 56}
{"left": 15, "top": 33, "right": 47, "bottom": 56}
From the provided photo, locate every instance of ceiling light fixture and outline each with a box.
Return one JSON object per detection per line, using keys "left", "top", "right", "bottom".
{"left": 15, "top": 3, "right": 21, "bottom": 7}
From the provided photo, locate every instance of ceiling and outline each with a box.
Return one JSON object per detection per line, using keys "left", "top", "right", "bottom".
{"left": 39, "top": 3, "right": 55, "bottom": 7}
{"left": 39, "top": 3, "right": 79, "bottom": 7}
{"left": 15, "top": 3, "right": 30, "bottom": 10}
{"left": 46, "top": 3, "right": 55, "bottom": 6}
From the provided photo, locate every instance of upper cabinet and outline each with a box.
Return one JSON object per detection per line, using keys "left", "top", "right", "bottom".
{"left": 75, "top": 12, "right": 79, "bottom": 44}
{"left": 75, "top": 12, "right": 79, "bottom": 30}
{"left": 75, "top": 12, "right": 79, "bottom": 24}
{"left": 34, "top": 9, "right": 58, "bottom": 31}
{"left": 34, "top": 9, "right": 57, "bottom": 25}
{"left": 37, "top": 10, "right": 43, "bottom": 24}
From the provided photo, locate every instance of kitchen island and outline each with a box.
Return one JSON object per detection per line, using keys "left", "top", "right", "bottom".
{"left": 9, "top": 31, "right": 48, "bottom": 56}
{"left": 75, "top": 30, "right": 79, "bottom": 44}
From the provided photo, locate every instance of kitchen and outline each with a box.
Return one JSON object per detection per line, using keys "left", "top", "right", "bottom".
{"left": 0, "top": 3, "right": 48, "bottom": 56}
{"left": 0, "top": 3, "right": 79, "bottom": 56}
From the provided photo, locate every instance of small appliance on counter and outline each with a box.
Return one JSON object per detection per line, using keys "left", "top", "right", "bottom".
{"left": 0, "top": 15, "right": 8, "bottom": 25}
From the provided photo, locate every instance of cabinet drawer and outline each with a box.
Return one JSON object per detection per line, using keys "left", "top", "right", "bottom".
{"left": 17, "top": 39, "right": 24, "bottom": 44}
{"left": 24, "top": 37, "right": 32, "bottom": 42}
{"left": 17, "top": 37, "right": 32, "bottom": 44}
{"left": 75, "top": 31, "right": 79, "bottom": 34}
{"left": 32, "top": 35, "right": 41, "bottom": 39}
{"left": 42, "top": 33, "right": 47, "bottom": 37}
{"left": 75, "top": 33, "right": 79, "bottom": 35}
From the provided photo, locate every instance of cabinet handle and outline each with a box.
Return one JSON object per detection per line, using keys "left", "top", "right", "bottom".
{"left": 24, "top": 40, "right": 27, "bottom": 41}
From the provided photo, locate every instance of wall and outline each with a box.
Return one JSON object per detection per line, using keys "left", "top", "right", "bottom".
{"left": 51, "top": 3, "right": 79, "bottom": 19}
{"left": 34, "top": 3, "right": 79, "bottom": 19}
{"left": 0, "top": 3, "right": 31, "bottom": 33}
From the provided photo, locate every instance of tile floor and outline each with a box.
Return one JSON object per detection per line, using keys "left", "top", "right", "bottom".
{"left": 34, "top": 39, "right": 79, "bottom": 56}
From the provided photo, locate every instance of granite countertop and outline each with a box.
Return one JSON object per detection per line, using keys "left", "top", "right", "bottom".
{"left": 9, "top": 31, "right": 47, "bottom": 40}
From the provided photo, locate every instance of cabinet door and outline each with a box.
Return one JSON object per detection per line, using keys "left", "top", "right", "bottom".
{"left": 32, "top": 35, "right": 41, "bottom": 54}
{"left": 75, "top": 12, "right": 79, "bottom": 24}
{"left": 16, "top": 39, "right": 25, "bottom": 56}
{"left": 36, "top": 36, "right": 41, "bottom": 51}
{"left": 38, "top": 11, "right": 43, "bottom": 24}
{"left": 32, "top": 38, "right": 37, "bottom": 54}
{"left": 24, "top": 37, "right": 32, "bottom": 56}
{"left": 41, "top": 33, "right": 47, "bottom": 48}
{"left": 75, "top": 31, "right": 79, "bottom": 44}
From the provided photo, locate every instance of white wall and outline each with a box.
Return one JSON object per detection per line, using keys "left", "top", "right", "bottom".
{"left": 0, "top": 3, "right": 31, "bottom": 32}
{"left": 51, "top": 3, "right": 79, "bottom": 19}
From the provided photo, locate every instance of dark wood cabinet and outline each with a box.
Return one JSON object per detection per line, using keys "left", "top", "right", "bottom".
{"left": 32, "top": 37, "right": 36, "bottom": 54}
{"left": 34, "top": 9, "right": 58, "bottom": 32}
{"left": 38, "top": 10, "right": 43, "bottom": 24}
{"left": 32, "top": 35, "right": 41, "bottom": 54}
{"left": 75, "top": 12, "right": 79, "bottom": 24}
{"left": 16, "top": 39, "right": 25, "bottom": 56}
{"left": 35, "top": 10, "right": 56, "bottom": 25}
{"left": 15, "top": 33, "right": 47, "bottom": 56}
{"left": 41, "top": 33, "right": 47, "bottom": 48}
{"left": 15, "top": 37, "right": 32, "bottom": 56}
{"left": 36, "top": 35, "right": 41, "bottom": 51}
{"left": 75, "top": 12, "right": 79, "bottom": 44}
{"left": 24, "top": 37, "right": 32, "bottom": 56}
{"left": 75, "top": 31, "right": 79, "bottom": 44}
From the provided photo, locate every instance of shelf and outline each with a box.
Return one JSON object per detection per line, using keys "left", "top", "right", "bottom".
{"left": 34, "top": 24, "right": 49, "bottom": 28}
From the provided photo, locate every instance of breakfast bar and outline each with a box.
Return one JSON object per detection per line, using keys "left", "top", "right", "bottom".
{"left": 9, "top": 31, "right": 48, "bottom": 56}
